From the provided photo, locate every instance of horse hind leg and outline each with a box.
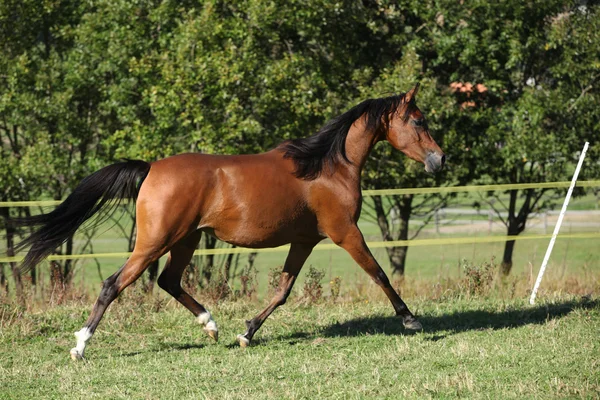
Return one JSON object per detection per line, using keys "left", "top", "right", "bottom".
{"left": 157, "top": 231, "right": 218, "bottom": 341}
{"left": 69, "top": 250, "right": 159, "bottom": 360}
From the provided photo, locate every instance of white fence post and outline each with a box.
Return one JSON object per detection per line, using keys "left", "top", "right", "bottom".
{"left": 530, "top": 142, "right": 589, "bottom": 305}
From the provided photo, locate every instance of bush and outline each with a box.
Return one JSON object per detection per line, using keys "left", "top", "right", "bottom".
{"left": 329, "top": 276, "right": 342, "bottom": 301}
{"left": 302, "top": 266, "right": 325, "bottom": 303}
{"left": 267, "top": 266, "right": 283, "bottom": 295}
{"left": 237, "top": 263, "right": 258, "bottom": 300}
{"left": 461, "top": 258, "right": 497, "bottom": 296}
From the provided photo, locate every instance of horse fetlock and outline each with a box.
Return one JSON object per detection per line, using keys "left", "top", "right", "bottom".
{"left": 69, "top": 327, "right": 93, "bottom": 360}
{"left": 70, "top": 348, "right": 84, "bottom": 361}
{"left": 236, "top": 334, "right": 251, "bottom": 348}
{"left": 197, "top": 312, "right": 218, "bottom": 341}
{"left": 402, "top": 315, "right": 423, "bottom": 331}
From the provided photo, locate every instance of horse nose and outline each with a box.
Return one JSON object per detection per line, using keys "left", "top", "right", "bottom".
{"left": 425, "top": 152, "right": 445, "bottom": 173}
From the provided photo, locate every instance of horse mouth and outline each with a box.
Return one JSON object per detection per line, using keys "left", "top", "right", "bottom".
{"left": 424, "top": 152, "right": 445, "bottom": 173}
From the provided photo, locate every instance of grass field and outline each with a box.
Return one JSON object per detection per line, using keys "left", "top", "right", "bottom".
{"left": 1, "top": 293, "right": 598, "bottom": 399}
{"left": 1, "top": 193, "right": 598, "bottom": 398}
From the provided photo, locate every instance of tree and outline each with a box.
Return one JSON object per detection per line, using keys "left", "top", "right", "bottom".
{"left": 422, "top": 0, "right": 600, "bottom": 274}
{"left": 0, "top": 0, "right": 94, "bottom": 288}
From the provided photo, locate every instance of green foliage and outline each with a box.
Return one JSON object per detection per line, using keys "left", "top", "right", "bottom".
{"left": 1, "top": 0, "right": 599, "bottom": 276}
{"left": 2, "top": 1, "right": 597, "bottom": 199}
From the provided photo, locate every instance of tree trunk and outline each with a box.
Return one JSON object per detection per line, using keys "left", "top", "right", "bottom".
{"left": 501, "top": 237, "right": 517, "bottom": 275}
{"left": 1, "top": 207, "right": 24, "bottom": 300}
{"left": 0, "top": 262, "right": 7, "bottom": 294}
{"left": 372, "top": 194, "right": 413, "bottom": 276}
{"left": 30, "top": 264, "right": 37, "bottom": 287}
{"left": 387, "top": 245, "right": 409, "bottom": 276}
{"left": 223, "top": 248, "right": 235, "bottom": 282}
{"left": 247, "top": 252, "right": 257, "bottom": 270}
{"left": 501, "top": 189, "right": 535, "bottom": 276}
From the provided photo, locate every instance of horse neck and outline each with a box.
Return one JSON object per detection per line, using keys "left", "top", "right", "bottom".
{"left": 342, "top": 117, "right": 381, "bottom": 179}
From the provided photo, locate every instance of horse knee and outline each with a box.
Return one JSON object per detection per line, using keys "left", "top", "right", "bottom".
{"left": 157, "top": 273, "right": 168, "bottom": 290}
{"left": 157, "top": 273, "right": 181, "bottom": 296}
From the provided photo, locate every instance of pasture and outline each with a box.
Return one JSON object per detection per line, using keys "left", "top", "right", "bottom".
{"left": 0, "top": 295, "right": 598, "bottom": 399}
{"left": 1, "top": 195, "right": 599, "bottom": 399}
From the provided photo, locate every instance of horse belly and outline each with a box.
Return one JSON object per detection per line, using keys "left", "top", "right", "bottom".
{"left": 203, "top": 200, "right": 320, "bottom": 248}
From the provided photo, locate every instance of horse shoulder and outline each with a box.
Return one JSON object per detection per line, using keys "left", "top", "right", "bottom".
{"left": 307, "top": 179, "right": 363, "bottom": 242}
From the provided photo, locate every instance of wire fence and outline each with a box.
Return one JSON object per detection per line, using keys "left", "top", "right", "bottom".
{"left": 1, "top": 180, "right": 599, "bottom": 263}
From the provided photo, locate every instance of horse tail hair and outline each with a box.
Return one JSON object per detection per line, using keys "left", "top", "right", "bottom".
{"left": 14, "top": 159, "right": 151, "bottom": 273}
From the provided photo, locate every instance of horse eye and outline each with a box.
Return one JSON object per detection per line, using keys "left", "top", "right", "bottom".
{"left": 412, "top": 119, "right": 424, "bottom": 127}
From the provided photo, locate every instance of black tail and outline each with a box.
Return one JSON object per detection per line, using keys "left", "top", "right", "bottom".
{"left": 14, "top": 159, "right": 151, "bottom": 272}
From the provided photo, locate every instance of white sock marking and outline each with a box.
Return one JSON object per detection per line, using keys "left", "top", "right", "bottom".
{"left": 197, "top": 311, "right": 218, "bottom": 332}
{"left": 71, "top": 327, "right": 93, "bottom": 358}
{"left": 205, "top": 320, "right": 217, "bottom": 331}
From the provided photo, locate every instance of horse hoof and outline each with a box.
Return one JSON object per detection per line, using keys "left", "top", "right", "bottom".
{"left": 204, "top": 328, "right": 219, "bottom": 342}
{"left": 70, "top": 348, "right": 84, "bottom": 361}
{"left": 236, "top": 334, "right": 250, "bottom": 348}
{"left": 403, "top": 317, "right": 423, "bottom": 331}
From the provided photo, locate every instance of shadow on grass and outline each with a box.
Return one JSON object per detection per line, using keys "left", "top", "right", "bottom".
{"left": 276, "top": 298, "right": 598, "bottom": 344}
{"left": 120, "top": 342, "right": 205, "bottom": 357}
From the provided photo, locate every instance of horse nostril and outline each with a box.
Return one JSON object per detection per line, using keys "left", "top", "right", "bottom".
{"left": 441, "top": 155, "right": 446, "bottom": 166}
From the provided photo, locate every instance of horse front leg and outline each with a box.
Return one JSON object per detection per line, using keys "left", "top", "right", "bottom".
{"left": 236, "top": 242, "right": 315, "bottom": 347}
{"left": 333, "top": 225, "right": 422, "bottom": 330}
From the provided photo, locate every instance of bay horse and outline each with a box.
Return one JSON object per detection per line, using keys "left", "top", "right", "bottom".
{"left": 15, "top": 84, "right": 444, "bottom": 359}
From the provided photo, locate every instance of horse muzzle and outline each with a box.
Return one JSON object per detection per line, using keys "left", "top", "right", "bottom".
{"left": 424, "top": 152, "right": 445, "bottom": 173}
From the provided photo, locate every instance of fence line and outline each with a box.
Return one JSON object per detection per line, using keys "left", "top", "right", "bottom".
{"left": 1, "top": 180, "right": 599, "bottom": 208}
{"left": 361, "top": 180, "right": 600, "bottom": 196}
{"left": 1, "top": 232, "right": 599, "bottom": 263}
{"left": 1, "top": 180, "right": 598, "bottom": 263}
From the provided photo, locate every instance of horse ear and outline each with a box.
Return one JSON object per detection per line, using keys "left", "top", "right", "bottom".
{"left": 404, "top": 83, "right": 420, "bottom": 103}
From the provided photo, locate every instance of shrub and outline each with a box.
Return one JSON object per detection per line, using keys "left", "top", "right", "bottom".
{"left": 238, "top": 263, "right": 258, "bottom": 299}
{"left": 303, "top": 265, "right": 325, "bottom": 303}
{"left": 461, "top": 258, "right": 497, "bottom": 296}
{"left": 267, "top": 266, "right": 282, "bottom": 294}
{"left": 329, "top": 276, "right": 342, "bottom": 300}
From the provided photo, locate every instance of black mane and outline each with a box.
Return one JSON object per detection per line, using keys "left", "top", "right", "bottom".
{"left": 280, "top": 94, "right": 409, "bottom": 180}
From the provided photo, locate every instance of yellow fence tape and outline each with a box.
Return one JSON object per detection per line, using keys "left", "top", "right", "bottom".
{"left": 1, "top": 232, "right": 599, "bottom": 264}
{"left": 362, "top": 180, "right": 600, "bottom": 196}
{"left": 1, "top": 181, "right": 599, "bottom": 208}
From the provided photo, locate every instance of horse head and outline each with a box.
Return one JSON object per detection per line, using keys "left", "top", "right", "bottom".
{"left": 384, "top": 84, "right": 445, "bottom": 173}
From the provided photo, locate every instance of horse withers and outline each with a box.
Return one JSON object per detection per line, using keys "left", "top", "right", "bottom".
{"left": 14, "top": 84, "right": 444, "bottom": 359}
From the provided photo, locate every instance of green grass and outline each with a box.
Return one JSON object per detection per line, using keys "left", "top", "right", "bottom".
{"left": 2, "top": 192, "right": 598, "bottom": 398}
{"left": 1, "top": 294, "right": 598, "bottom": 399}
